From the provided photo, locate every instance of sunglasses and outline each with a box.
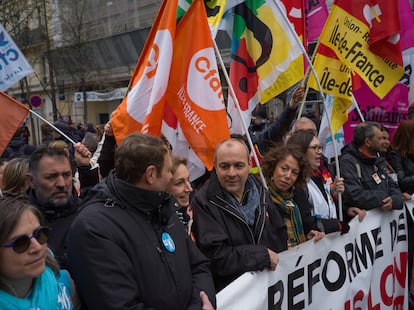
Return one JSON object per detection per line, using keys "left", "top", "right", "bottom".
{"left": 2, "top": 226, "right": 50, "bottom": 254}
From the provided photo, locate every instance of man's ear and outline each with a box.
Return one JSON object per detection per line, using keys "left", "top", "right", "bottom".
{"left": 26, "top": 174, "right": 35, "bottom": 189}
{"left": 144, "top": 165, "right": 157, "bottom": 185}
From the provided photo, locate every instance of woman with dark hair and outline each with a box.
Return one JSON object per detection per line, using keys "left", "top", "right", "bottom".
{"left": 261, "top": 143, "right": 325, "bottom": 247}
{"left": 288, "top": 130, "right": 366, "bottom": 225}
{"left": 0, "top": 195, "right": 79, "bottom": 309}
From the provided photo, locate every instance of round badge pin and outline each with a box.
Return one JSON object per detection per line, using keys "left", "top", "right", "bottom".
{"left": 162, "top": 232, "right": 176, "bottom": 253}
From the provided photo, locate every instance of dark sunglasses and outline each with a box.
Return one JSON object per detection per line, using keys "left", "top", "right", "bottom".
{"left": 2, "top": 226, "right": 50, "bottom": 254}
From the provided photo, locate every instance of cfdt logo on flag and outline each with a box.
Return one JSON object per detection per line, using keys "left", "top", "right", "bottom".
{"left": 187, "top": 48, "right": 225, "bottom": 110}
{"left": 0, "top": 23, "right": 33, "bottom": 91}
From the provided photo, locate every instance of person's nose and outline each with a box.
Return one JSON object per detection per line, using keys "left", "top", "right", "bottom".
{"left": 27, "top": 237, "right": 43, "bottom": 254}
{"left": 185, "top": 180, "right": 193, "bottom": 193}
{"left": 227, "top": 166, "right": 237, "bottom": 177}
{"left": 55, "top": 175, "right": 67, "bottom": 188}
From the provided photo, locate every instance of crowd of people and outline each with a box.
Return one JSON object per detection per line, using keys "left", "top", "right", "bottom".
{"left": 0, "top": 87, "right": 414, "bottom": 309}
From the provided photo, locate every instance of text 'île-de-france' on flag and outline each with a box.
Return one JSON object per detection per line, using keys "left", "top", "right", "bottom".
{"left": 226, "top": 0, "right": 304, "bottom": 134}
{"left": 111, "top": 0, "right": 178, "bottom": 143}
{"left": 317, "top": 0, "right": 403, "bottom": 100}
{"left": 166, "top": 0, "right": 230, "bottom": 171}
{"left": 0, "top": 92, "right": 29, "bottom": 155}
{"left": 0, "top": 24, "right": 33, "bottom": 92}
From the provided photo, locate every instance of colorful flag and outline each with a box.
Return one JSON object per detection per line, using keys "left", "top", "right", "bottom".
{"left": 111, "top": 0, "right": 178, "bottom": 143}
{"left": 0, "top": 24, "right": 33, "bottom": 91}
{"left": 178, "top": 0, "right": 242, "bottom": 36}
{"left": 318, "top": 0, "right": 403, "bottom": 99}
{"left": 0, "top": 92, "right": 29, "bottom": 155}
{"left": 226, "top": 0, "right": 304, "bottom": 134}
{"left": 166, "top": 0, "right": 230, "bottom": 170}
{"left": 305, "top": 0, "right": 328, "bottom": 42}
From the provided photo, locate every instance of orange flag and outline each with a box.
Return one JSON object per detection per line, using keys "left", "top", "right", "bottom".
{"left": 166, "top": 0, "right": 230, "bottom": 170}
{"left": 111, "top": 0, "right": 177, "bottom": 143}
{"left": 0, "top": 92, "right": 29, "bottom": 155}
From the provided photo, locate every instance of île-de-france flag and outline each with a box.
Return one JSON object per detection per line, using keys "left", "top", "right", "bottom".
{"left": 111, "top": 0, "right": 177, "bottom": 143}
{"left": 0, "top": 92, "right": 29, "bottom": 155}
{"left": 318, "top": 0, "right": 403, "bottom": 99}
{"left": 166, "top": 0, "right": 230, "bottom": 170}
{"left": 0, "top": 24, "right": 33, "bottom": 91}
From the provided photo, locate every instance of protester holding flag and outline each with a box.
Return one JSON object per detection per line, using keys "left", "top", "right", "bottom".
{"left": 191, "top": 138, "right": 287, "bottom": 292}
{"left": 287, "top": 130, "right": 359, "bottom": 234}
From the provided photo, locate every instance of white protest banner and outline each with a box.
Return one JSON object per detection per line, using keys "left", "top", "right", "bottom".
{"left": 0, "top": 24, "right": 33, "bottom": 91}
{"left": 217, "top": 208, "right": 409, "bottom": 309}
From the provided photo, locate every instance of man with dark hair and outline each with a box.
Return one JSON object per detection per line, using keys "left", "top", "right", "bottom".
{"left": 191, "top": 138, "right": 287, "bottom": 292}
{"left": 27, "top": 144, "right": 97, "bottom": 269}
{"left": 339, "top": 122, "right": 403, "bottom": 216}
{"left": 67, "top": 133, "right": 215, "bottom": 310}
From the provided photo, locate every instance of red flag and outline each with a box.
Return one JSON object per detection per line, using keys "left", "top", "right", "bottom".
{"left": 0, "top": 92, "right": 29, "bottom": 155}
{"left": 335, "top": 0, "right": 403, "bottom": 67}
{"left": 166, "top": 0, "right": 230, "bottom": 170}
{"left": 111, "top": 0, "right": 177, "bottom": 143}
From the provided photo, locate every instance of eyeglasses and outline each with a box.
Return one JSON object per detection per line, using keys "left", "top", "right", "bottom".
{"left": 308, "top": 145, "right": 323, "bottom": 152}
{"left": 2, "top": 226, "right": 50, "bottom": 254}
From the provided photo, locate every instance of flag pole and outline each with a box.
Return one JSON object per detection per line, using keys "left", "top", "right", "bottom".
{"left": 272, "top": 0, "right": 343, "bottom": 220}
{"left": 212, "top": 38, "right": 268, "bottom": 190}
{"left": 28, "top": 109, "right": 77, "bottom": 145}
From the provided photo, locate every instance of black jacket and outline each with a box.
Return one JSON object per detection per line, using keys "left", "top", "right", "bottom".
{"left": 339, "top": 143, "right": 403, "bottom": 215}
{"left": 390, "top": 150, "right": 414, "bottom": 194}
{"left": 67, "top": 171, "right": 215, "bottom": 310}
{"left": 191, "top": 172, "right": 287, "bottom": 292}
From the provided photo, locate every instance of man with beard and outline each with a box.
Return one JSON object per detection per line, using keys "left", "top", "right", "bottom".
{"left": 339, "top": 121, "right": 403, "bottom": 216}
{"left": 27, "top": 145, "right": 97, "bottom": 269}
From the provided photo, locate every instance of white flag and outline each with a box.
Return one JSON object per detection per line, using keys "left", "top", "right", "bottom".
{"left": 0, "top": 24, "right": 34, "bottom": 91}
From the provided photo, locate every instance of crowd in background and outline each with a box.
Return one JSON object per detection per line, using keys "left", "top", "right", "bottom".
{"left": 0, "top": 91, "right": 414, "bottom": 309}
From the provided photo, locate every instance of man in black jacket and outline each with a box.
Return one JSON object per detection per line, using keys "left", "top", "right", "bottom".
{"left": 67, "top": 133, "right": 215, "bottom": 310}
{"left": 27, "top": 145, "right": 97, "bottom": 269}
{"left": 191, "top": 138, "right": 288, "bottom": 292}
{"left": 339, "top": 122, "right": 403, "bottom": 216}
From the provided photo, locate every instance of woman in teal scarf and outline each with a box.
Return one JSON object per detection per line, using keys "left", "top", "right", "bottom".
{"left": 0, "top": 195, "right": 79, "bottom": 309}
{"left": 261, "top": 143, "right": 325, "bottom": 247}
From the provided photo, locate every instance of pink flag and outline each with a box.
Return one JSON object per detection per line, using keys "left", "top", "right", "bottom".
{"left": 305, "top": 0, "right": 328, "bottom": 42}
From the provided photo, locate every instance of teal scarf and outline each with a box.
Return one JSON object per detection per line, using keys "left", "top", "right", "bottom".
{"left": 0, "top": 266, "right": 58, "bottom": 310}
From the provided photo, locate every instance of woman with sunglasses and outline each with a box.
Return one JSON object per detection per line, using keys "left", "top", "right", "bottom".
{"left": 0, "top": 195, "right": 79, "bottom": 309}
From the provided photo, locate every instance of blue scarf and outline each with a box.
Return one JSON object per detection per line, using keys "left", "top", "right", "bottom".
{"left": 0, "top": 266, "right": 58, "bottom": 310}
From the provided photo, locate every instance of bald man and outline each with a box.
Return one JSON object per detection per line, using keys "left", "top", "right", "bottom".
{"left": 191, "top": 138, "right": 288, "bottom": 291}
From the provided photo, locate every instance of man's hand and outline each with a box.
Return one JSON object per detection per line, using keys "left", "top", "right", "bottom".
{"left": 267, "top": 249, "right": 279, "bottom": 271}
{"left": 288, "top": 85, "right": 305, "bottom": 109}
{"left": 402, "top": 192, "right": 412, "bottom": 201}
{"left": 74, "top": 142, "right": 91, "bottom": 166}
{"left": 347, "top": 207, "right": 366, "bottom": 221}
{"left": 200, "top": 291, "right": 214, "bottom": 310}
{"left": 306, "top": 230, "right": 325, "bottom": 242}
{"left": 381, "top": 196, "right": 393, "bottom": 211}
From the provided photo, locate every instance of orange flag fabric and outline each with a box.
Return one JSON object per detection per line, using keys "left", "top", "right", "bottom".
{"left": 111, "top": 0, "right": 178, "bottom": 143}
{"left": 166, "top": 0, "right": 230, "bottom": 170}
{"left": 0, "top": 92, "right": 29, "bottom": 155}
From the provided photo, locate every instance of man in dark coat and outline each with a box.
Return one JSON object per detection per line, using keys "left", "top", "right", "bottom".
{"left": 67, "top": 133, "right": 215, "bottom": 310}
{"left": 339, "top": 121, "right": 403, "bottom": 217}
{"left": 191, "top": 138, "right": 288, "bottom": 292}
